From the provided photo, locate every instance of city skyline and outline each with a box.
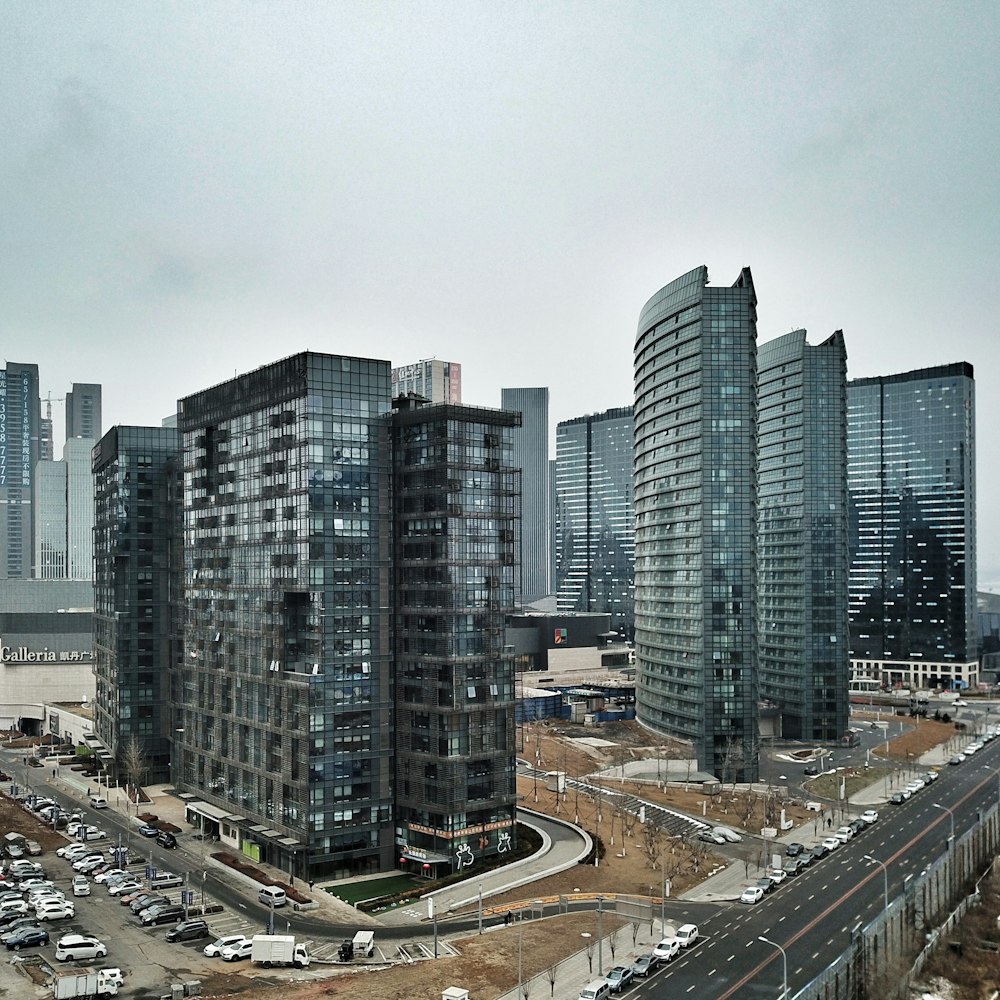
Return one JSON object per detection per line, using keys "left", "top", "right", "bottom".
{"left": 4, "top": 4, "right": 999, "bottom": 581}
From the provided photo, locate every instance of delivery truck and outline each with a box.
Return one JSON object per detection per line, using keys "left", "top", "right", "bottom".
{"left": 52, "top": 969, "right": 120, "bottom": 999}
{"left": 250, "top": 934, "right": 310, "bottom": 968}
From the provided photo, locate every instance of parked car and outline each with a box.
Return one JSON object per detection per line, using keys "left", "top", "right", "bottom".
{"left": 767, "top": 868, "right": 787, "bottom": 886}
{"left": 698, "top": 830, "right": 727, "bottom": 844}
{"left": 35, "top": 900, "right": 75, "bottom": 921}
{"left": 54, "top": 934, "right": 107, "bottom": 962}
{"left": 652, "top": 937, "right": 680, "bottom": 963}
{"left": 74, "top": 826, "right": 106, "bottom": 842}
{"left": 785, "top": 842, "right": 805, "bottom": 857}
{"left": 860, "top": 809, "right": 879, "bottom": 825}
{"left": 755, "top": 877, "right": 775, "bottom": 895}
{"left": 712, "top": 826, "right": 743, "bottom": 843}
{"left": 674, "top": 924, "right": 699, "bottom": 948}
{"left": 953, "top": 699, "right": 968, "bottom": 707}
{"left": 0, "top": 918, "right": 43, "bottom": 943}
{"left": 204, "top": 934, "right": 247, "bottom": 958}
{"left": 24, "top": 841, "right": 41, "bottom": 857}
{"left": 94, "top": 869, "right": 128, "bottom": 885}
{"left": 107, "top": 880, "right": 142, "bottom": 898}
{"left": 5, "top": 926, "right": 49, "bottom": 950}
{"left": 72, "top": 876, "right": 91, "bottom": 897}
{"left": 631, "top": 954, "right": 656, "bottom": 978}
{"left": 605, "top": 966, "right": 633, "bottom": 993}
{"left": 803, "top": 765, "right": 820, "bottom": 776}
{"left": 138, "top": 825, "right": 159, "bottom": 838}
{"left": 130, "top": 895, "right": 169, "bottom": 915}
{"left": 155, "top": 832, "right": 177, "bottom": 849}
{"left": 948, "top": 755, "right": 965, "bottom": 766}
{"left": 890, "top": 792, "right": 906, "bottom": 804}
{"left": 821, "top": 837, "right": 841, "bottom": 852}
{"left": 740, "top": 886, "right": 765, "bottom": 904}
{"left": 165, "top": 920, "right": 210, "bottom": 943}
{"left": 220, "top": 938, "right": 254, "bottom": 962}
{"left": 141, "top": 904, "right": 184, "bottom": 926}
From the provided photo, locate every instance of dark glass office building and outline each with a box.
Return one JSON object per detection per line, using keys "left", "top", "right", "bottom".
{"left": 92, "top": 426, "right": 182, "bottom": 784}
{"left": 173, "top": 353, "right": 395, "bottom": 880}
{"left": 848, "top": 363, "right": 977, "bottom": 690}
{"left": 757, "top": 331, "right": 850, "bottom": 741}
{"left": 634, "top": 266, "right": 759, "bottom": 782}
{"left": 392, "top": 397, "right": 520, "bottom": 872}
{"left": 555, "top": 407, "right": 635, "bottom": 641}
{"left": 0, "top": 362, "right": 41, "bottom": 580}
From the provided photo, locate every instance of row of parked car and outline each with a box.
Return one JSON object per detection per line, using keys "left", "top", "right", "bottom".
{"left": 739, "top": 807, "right": 885, "bottom": 904}
{"left": 590, "top": 924, "right": 701, "bottom": 996}
{"left": 946, "top": 727, "right": 1000, "bottom": 767}
{"left": 888, "top": 767, "right": 940, "bottom": 805}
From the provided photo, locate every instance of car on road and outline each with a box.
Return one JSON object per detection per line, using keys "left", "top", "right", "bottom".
{"left": 138, "top": 825, "right": 159, "bottom": 838}
{"left": 204, "top": 934, "right": 247, "bottom": 958}
{"left": 5, "top": 926, "right": 49, "bottom": 950}
{"left": 54, "top": 934, "right": 107, "bottom": 962}
{"left": 652, "top": 937, "right": 680, "bottom": 963}
{"left": 74, "top": 826, "right": 106, "bottom": 841}
{"left": 949, "top": 754, "right": 965, "bottom": 765}
{"left": 803, "top": 765, "right": 820, "bottom": 776}
{"left": 953, "top": 699, "right": 968, "bottom": 707}
{"left": 923, "top": 771, "right": 939, "bottom": 783}
{"left": 631, "top": 954, "right": 656, "bottom": 978}
{"left": 860, "top": 809, "right": 879, "bottom": 825}
{"left": 674, "top": 923, "right": 699, "bottom": 948}
{"left": 698, "top": 830, "right": 727, "bottom": 844}
{"left": 604, "top": 966, "right": 633, "bottom": 993}
{"left": 155, "top": 832, "right": 178, "bottom": 849}
{"left": 740, "top": 886, "right": 765, "bottom": 905}
{"left": 833, "top": 826, "right": 853, "bottom": 844}
{"left": 165, "top": 920, "right": 210, "bottom": 943}
{"left": 785, "top": 842, "right": 805, "bottom": 857}
{"left": 220, "top": 938, "right": 254, "bottom": 962}
{"left": 821, "top": 837, "right": 841, "bottom": 852}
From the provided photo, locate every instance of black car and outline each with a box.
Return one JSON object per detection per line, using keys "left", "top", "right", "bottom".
{"left": 755, "top": 877, "right": 774, "bottom": 895}
{"left": 165, "top": 919, "right": 209, "bottom": 942}
{"left": 5, "top": 926, "right": 49, "bottom": 950}
{"left": 130, "top": 894, "right": 169, "bottom": 915}
{"left": 141, "top": 904, "right": 184, "bottom": 926}
{"left": 803, "top": 765, "right": 820, "bottom": 776}
{"left": 0, "top": 918, "right": 41, "bottom": 943}
{"left": 890, "top": 792, "right": 906, "bottom": 805}
{"left": 785, "top": 842, "right": 805, "bottom": 857}
{"left": 155, "top": 832, "right": 177, "bottom": 849}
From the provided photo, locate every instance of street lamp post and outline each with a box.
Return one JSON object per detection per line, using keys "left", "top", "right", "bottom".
{"left": 932, "top": 802, "right": 955, "bottom": 843}
{"left": 596, "top": 895, "right": 604, "bottom": 976}
{"left": 864, "top": 853, "right": 889, "bottom": 912}
{"left": 478, "top": 882, "right": 483, "bottom": 935}
{"left": 758, "top": 935, "right": 788, "bottom": 1000}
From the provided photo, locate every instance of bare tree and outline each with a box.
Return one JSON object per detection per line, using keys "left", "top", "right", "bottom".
{"left": 120, "top": 734, "right": 148, "bottom": 806}
{"left": 631, "top": 920, "right": 641, "bottom": 947}
{"left": 641, "top": 822, "right": 665, "bottom": 872}
{"left": 719, "top": 737, "right": 745, "bottom": 794}
{"left": 608, "top": 926, "right": 620, "bottom": 961}
{"left": 547, "top": 963, "right": 558, "bottom": 998}
{"left": 585, "top": 938, "right": 595, "bottom": 973}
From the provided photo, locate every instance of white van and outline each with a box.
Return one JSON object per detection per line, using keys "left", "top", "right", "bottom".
{"left": 578, "top": 980, "right": 611, "bottom": 1000}
{"left": 149, "top": 871, "right": 184, "bottom": 890}
{"left": 257, "top": 885, "right": 287, "bottom": 908}
{"left": 89, "top": 796, "right": 108, "bottom": 810}
{"left": 675, "top": 923, "right": 699, "bottom": 947}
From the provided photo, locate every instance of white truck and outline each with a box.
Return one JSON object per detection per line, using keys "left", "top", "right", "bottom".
{"left": 52, "top": 970, "right": 120, "bottom": 999}
{"left": 250, "top": 934, "right": 310, "bottom": 968}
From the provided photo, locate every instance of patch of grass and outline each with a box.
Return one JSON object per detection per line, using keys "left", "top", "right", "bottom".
{"left": 326, "top": 874, "right": 421, "bottom": 905}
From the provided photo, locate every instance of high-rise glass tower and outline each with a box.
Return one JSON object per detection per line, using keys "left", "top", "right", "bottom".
{"left": 173, "top": 352, "right": 395, "bottom": 881}
{"left": 501, "top": 388, "right": 550, "bottom": 604}
{"left": 847, "top": 363, "right": 977, "bottom": 690}
{"left": 92, "top": 426, "right": 181, "bottom": 784}
{"left": 391, "top": 397, "right": 519, "bottom": 874}
{"left": 757, "top": 330, "right": 850, "bottom": 741}
{"left": 634, "top": 266, "right": 758, "bottom": 782}
{"left": 555, "top": 407, "right": 635, "bottom": 641}
{"left": 66, "top": 383, "right": 102, "bottom": 442}
{"left": 0, "top": 363, "right": 41, "bottom": 579}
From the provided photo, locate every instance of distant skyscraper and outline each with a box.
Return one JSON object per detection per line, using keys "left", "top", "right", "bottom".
{"left": 34, "top": 460, "right": 67, "bottom": 579}
{"left": 65, "top": 383, "right": 102, "bottom": 442}
{"left": 555, "top": 407, "right": 635, "bottom": 641}
{"left": 757, "top": 330, "right": 850, "bottom": 741}
{"left": 634, "top": 266, "right": 758, "bottom": 782}
{"left": 391, "top": 359, "right": 461, "bottom": 403}
{"left": 502, "top": 387, "right": 550, "bottom": 604}
{"left": 64, "top": 438, "right": 95, "bottom": 580}
{"left": 847, "top": 363, "right": 977, "bottom": 690}
{"left": 0, "top": 362, "right": 41, "bottom": 579}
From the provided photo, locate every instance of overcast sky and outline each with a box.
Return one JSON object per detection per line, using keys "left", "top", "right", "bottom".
{"left": 4, "top": 1, "right": 999, "bottom": 582}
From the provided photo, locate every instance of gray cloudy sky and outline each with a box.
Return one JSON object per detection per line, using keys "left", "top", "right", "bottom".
{"left": 4, "top": 1, "right": 999, "bottom": 580}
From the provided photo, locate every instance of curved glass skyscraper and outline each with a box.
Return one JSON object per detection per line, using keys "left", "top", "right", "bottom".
{"left": 634, "top": 266, "right": 759, "bottom": 782}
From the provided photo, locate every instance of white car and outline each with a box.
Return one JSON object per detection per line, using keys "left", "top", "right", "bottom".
{"left": 767, "top": 868, "right": 787, "bottom": 885}
{"left": 860, "top": 809, "right": 879, "bottom": 825}
{"left": 107, "top": 880, "right": 142, "bottom": 898}
{"left": 54, "top": 934, "right": 106, "bottom": 962}
{"left": 674, "top": 923, "right": 699, "bottom": 948}
{"left": 71, "top": 876, "right": 91, "bottom": 897}
{"left": 74, "top": 826, "right": 106, "bottom": 841}
{"left": 94, "top": 868, "right": 128, "bottom": 884}
{"left": 220, "top": 938, "right": 254, "bottom": 962}
{"left": 952, "top": 699, "right": 968, "bottom": 707}
{"left": 204, "top": 934, "right": 247, "bottom": 958}
{"left": 99, "top": 970, "right": 123, "bottom": 987}
{"left": 0, "top": 900, "right": 28, "bottom": 918}
{"left": 821, "top": 837, "right": 841, "bottom": 852}
{"left": 57, "top": 843, "right": 91, "bottom": 860}
{"left": 834, "top": 826, "right": 853, "bottom": 844}
{"left": 740, "top": 886, "right": 764, "bottom": 904}
{"left": 652, "top": 937, "right": 680, "bottom": 963}
{"left": 35, "top": 900, "right": 75, "bottom": 921}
